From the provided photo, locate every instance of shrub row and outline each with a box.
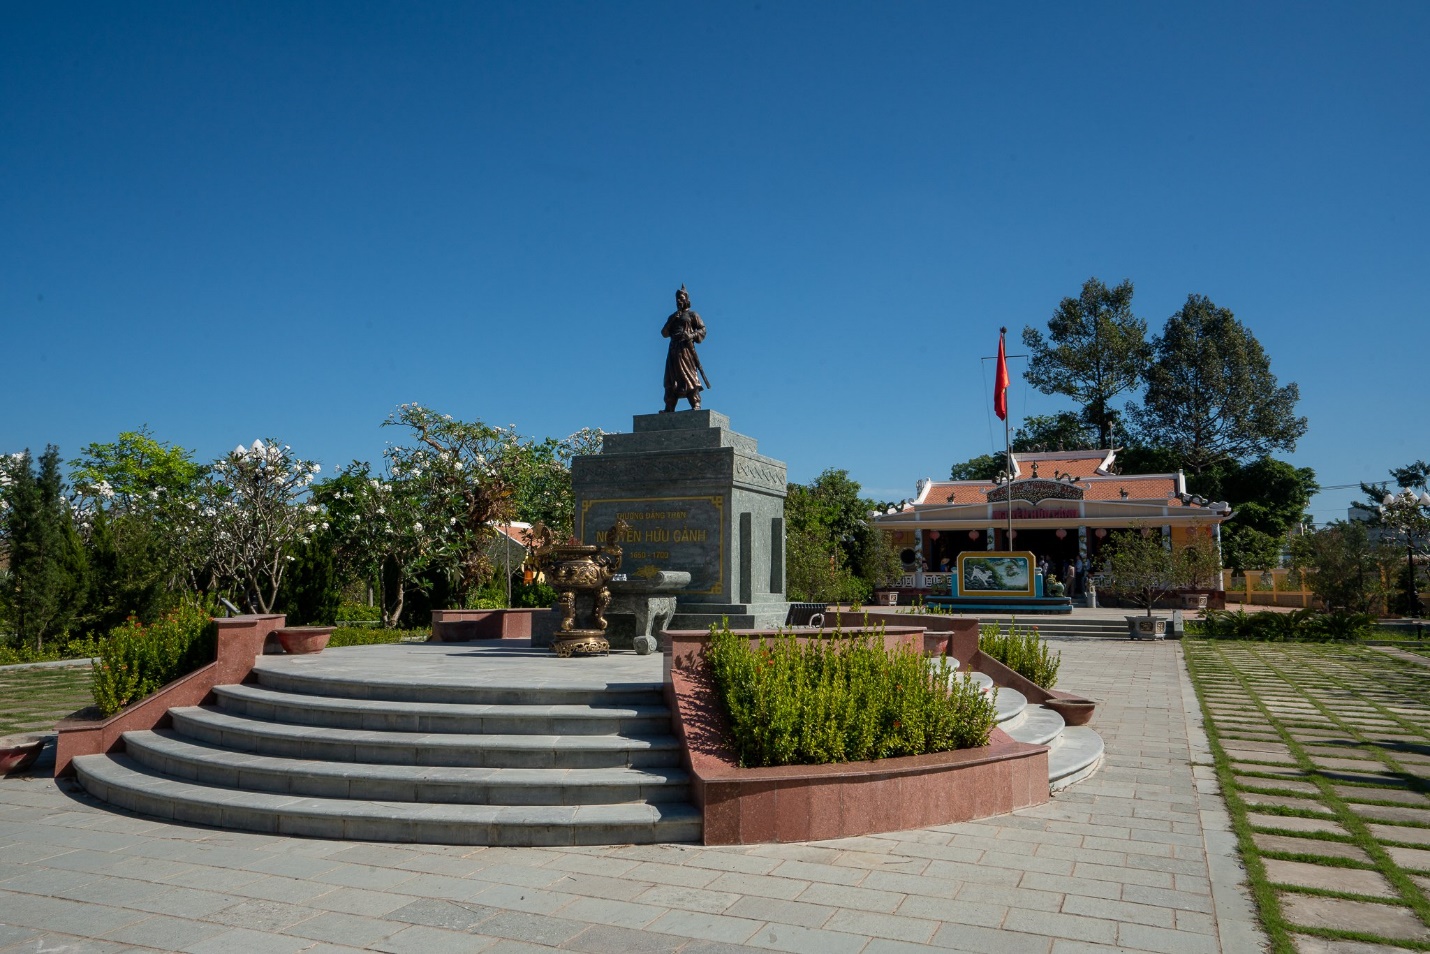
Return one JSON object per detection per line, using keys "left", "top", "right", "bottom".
{"left": 328, "top": 626, "right": 429, "bottom": 647}
{"left": 91, "top": 604, "right": 216, "bottom": 716}
{"left": 1190, "top": 608, "right": 1374, "bottom": 642}
{"left": 703, "top": 624, "right": 997, "bottom": 768}
{"left": 978, "top": 621, "right": 1061, "bottom": 689}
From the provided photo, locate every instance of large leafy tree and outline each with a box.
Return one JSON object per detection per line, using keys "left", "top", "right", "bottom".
{"left": 0, "top": 447, "right": 88, "bottom": 650}
{"left": 785, "top": 469, "right": 900, "bottom": 604}
{"left": 1022, "top": 278, "right": 1149, "bottom": 448}
{"left": 1290, "top": 521, "right": 1397, "bottom": 614}
{"left": 1130, "top": 294, "right": 1307, "bottom": 474}
{"left": 70, "top": 428, "right": 207, "bottom": 629}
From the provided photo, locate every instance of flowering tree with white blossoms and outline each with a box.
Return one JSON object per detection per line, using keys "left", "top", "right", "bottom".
{"left": 197, "top": 439, "right": 322, "bottom": 615}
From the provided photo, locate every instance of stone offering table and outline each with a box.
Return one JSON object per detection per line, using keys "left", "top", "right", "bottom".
{"left": 607, "top": 570, "right": 690, "bottom": 654}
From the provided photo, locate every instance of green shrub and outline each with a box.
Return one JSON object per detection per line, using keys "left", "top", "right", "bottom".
{"left": 327, "top": 626, "right": 429, "bottom": 647}
{"left": 979, "top": 621, "right": 1061, "bottom": 689}
{"left": 1197, "top": 608, "right": 1374, "bottom": 642}
{"left": 512, "top": 580, "right": 557, "bottom": 609}
{"left": 91, "top": 604, "right": 216, "bottom": 716}
{"left": 0, "top": 632, "right": 100, "bottom": 667}
{"left": 703, "top": 623, "right": 997, "bottom": 768}
{"left": 335, "top": 604, "right": 382, "bottom": 623}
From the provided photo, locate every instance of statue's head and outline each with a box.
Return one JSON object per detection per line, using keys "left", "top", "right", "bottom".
{"left": 676, "top": 285, "right": 690, "bottom": 308}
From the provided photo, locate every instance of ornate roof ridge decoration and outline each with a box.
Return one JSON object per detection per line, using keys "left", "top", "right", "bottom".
{"left": 985, "top": 477, "right": 1087, "bottom": 504}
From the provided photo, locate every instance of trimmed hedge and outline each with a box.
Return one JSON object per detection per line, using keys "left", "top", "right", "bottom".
{"left": 328, "top": 626, "right": 429, "bottom": 647}
{"left": 91, "top": 604, "right": 216, "bottom": 716}
{"left": 979, "top": 621, "right": 1061, "bottom": 689}
{"left": 703, "top": 624, "right": 997, "bottom": 768}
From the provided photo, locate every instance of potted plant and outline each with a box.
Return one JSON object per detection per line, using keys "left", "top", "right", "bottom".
{"left": 275, "top": 625, "right": 335, "bottom": 654}
{"left": 1106, "top": 526, "right": 1199, "bottom": 640}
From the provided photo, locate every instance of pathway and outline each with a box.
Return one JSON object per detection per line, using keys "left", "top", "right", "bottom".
{"left": 0, "top": 639, "right": 1264, "bottom": 954}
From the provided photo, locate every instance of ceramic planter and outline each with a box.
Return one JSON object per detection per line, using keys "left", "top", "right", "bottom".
{"left": 1043, "top": 698, "right": 1097, "bottom": 726}
{"left": 0, "top": 733, "right": 47, "bottom": 774}
{"left": 275, "top": 626, "right": 334, "bottom": 654}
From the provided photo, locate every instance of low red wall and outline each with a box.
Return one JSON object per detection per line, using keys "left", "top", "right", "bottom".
{"left": 54, "top": 615, "right": 283, "bottom": 777}
{"left": 430, "top": 608, "right": 552, "bottom": 642}
{"left": 661, "top": 624, "right": 1049, "bottom": 844}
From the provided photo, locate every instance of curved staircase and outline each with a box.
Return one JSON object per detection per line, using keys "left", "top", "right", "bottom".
{"left": 71, "top": 644, "right": 1104, "bottom": 846}
{"left": 972, "top": 670, "right": 1106, "bottom": 790}
{"left": 72, "top": 648, "right": 703, "bottom": 846}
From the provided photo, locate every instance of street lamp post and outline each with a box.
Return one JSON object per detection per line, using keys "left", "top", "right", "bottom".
{"left": 1381, "top": 490, "right": 1430, "bottom": 619}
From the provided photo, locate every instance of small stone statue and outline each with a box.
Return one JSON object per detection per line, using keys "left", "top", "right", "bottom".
{"left": 662, "top": 285, "right": 710, "bottom": 412}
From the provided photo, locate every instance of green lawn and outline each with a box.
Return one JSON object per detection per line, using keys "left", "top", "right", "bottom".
{"left": 1185, "top": 640, "right": 1430, "bottom": 952}
{"left": 0, "top": 664, "right": 95, "bottom": 736}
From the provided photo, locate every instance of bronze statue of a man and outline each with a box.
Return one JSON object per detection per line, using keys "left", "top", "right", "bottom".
{"left": 661, "top": 285, "right": 709, "bottom": 412}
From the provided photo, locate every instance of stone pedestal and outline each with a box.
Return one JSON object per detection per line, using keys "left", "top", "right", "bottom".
{"left": 606, "top": 571, "right": 689, "bottom": 653}
{"left": 572, "top": 410, "right": 789, "bottom": 633}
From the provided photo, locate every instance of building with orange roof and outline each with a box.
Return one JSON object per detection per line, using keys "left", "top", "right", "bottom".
{"left": 873, "top": 449, "right": 1232, "bottom": 597}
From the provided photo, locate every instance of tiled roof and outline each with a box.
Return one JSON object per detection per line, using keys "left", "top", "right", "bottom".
{"left": 923, "top": 473, "right": 1180, "bottom": 507}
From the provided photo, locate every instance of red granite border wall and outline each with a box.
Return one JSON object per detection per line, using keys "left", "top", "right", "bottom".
{"left": 53, "top": 615, "right": 284, "bottom": 777}
{"left": 429, "top": 608, "right": 552, "bottom": 641}
{"left": 662, "top": 623, "right": 1050, "bottom": 845}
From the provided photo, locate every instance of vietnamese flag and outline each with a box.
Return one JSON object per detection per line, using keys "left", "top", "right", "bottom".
{"left": 994, "top": 328, "right": 1010, "bottom": 421}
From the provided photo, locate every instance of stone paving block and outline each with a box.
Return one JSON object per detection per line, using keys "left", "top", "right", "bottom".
{"left": 1356, "top": 804, "right": 1430, "bottom": 825}
{"left": 823, "top": 908, "right": 937, "bottom": 943}
{"left": 101, "top": 913, "right": 230, "bottom": 950}
{"left": 1252, "top": 833, "right": 1372, "bottom": 862}
{"left": 1247, "top": 812, "right": 1347, "bottom": 835}
{"left": 1263, "top": 858, "right": 1396, "bottom": 897}
{"left": 1280, "top": 893, "right": 1430, "bottom": 940}
{"left": 633, "top": 884, "right": 741, "bottom": 915}
{"left": 208, "top": 898, "right": 318, "bottom": 933}
{"left": 373, "top": 924, "right": 500, "bottom": 954}
{"left": 387, "top": 896, "right": 499, "bottom": 931}
{"left": 795, "top": 880, "right": 905, "bottom": 914}
{"left": 896, "top": 893, "right": 1006, "bottom": 928}
{"left": 767, "top": 859, "right": 866, "bottom": 886}
{"left": 1369, "top": 822, "right": 1430, "bottom": 846}
{"left": 1001, "top": 908, "right": 1118, "bottom": 945}
{"left": 1059, "top": 894, "right": 1175, "bottom": 928}
{"left": 307, "top": 885, "right": 416, "bottom": 917}
{"left": 558, "top": 895, "right": 667, "bottom": 930}
{"left": 1336, "top": 786, "right": 1430, "bottom": 806}
{"left": 282, "top": 910, "right": 405, "bottom": 947}
{"left": 644, "top": 909, "right": 766, "bottom": 944}
{"left": 745, "top": 921, "right": 869, "bottom": 954}
{"left": 1385, "top": 845, "right": 1430, "bottom": 871}
{"left": 560, "top": 923, "right": 687, "bottom": 954}
{"left": 706, "top": 872, "right": 811, "bottom": 901}
{"left": 1291, "top": 933, "right": 1415, "bottom": 953}
{"left": 927, "top": 921, "right": 1054, "bottom": 953}
{"left": 723, "top": 896, "right": 835, "bottom": 930}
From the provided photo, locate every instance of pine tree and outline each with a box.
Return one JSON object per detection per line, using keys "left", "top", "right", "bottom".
{"left": 1, "top": 447, "right": 86, "bottom": 651}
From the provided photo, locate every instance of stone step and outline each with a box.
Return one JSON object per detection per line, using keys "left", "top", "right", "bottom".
{"left": 975, "top": 616, "right": 1129, "bottom": 640}
{"left": 212, "top": 683, "right": 674, "bottom": 736}
{"left": 999, "top": 704, "right": 1066, "bottom": 747}
{"left": 252, "top": 662, "right": 666, "bottom": 707}
{"left": 1048, "top": 726, "right": 1105, "bottom": 790}
{"left": 992, "top": 685, "right": 1027, "bottom": 724}
{"left": 74, "top": 753, "right": 703, "bottom": 846}
{"left": 123, "top": 730, "right": 692, "bottom": 805}
{"left": 169, "top": 707, "right": 683, "bottom": 769}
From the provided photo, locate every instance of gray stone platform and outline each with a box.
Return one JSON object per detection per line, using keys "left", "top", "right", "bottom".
{"left": 0, "top": 638, "right": 1263, "bottom": 952}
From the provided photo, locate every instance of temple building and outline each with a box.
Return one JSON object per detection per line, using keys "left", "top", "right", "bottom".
{"left": 872, "top": 449, "right": 1233, "bottom": 595}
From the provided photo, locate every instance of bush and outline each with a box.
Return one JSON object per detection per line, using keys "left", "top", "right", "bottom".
{"left": 703, "top": 623, "right": 997, "bottom": 768}
{"left": 91, "top": 604, "right": 216, "bottom": 716}
{"left": 328, "top": 626, "right": 428, "bottom": 647}
{"left": 335, "top": 604, "right": 382, "bottom": 623}
{"left": 0, "top": 632, "right": 100, "bottom": 667}
{"left": 979, "top": 621, "right": 1061, "bottom": 689}
{"left": 511, "top": 580, "right": 557, "bottom": 609}
{"left": 1195, "top": 608, "right": 1374, "bottom": 642}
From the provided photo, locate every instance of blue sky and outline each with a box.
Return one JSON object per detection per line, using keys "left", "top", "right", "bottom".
{"left": 3, "top": 2, "right": 1426, "bottom": 523}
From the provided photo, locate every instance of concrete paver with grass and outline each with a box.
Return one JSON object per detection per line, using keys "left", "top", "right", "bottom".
{"left": 0, "top": 662, "right": 93, "bottom": 737}
{"left": 1186, "top": 640, "right": 1430, "bottom": 953}
{"left": 0, "top": 639, "right": 1265, "bottom": 953}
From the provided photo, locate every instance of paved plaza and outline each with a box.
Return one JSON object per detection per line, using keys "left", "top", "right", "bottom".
{"left": 0, "top": 639, "right": 1264, "bottom": 954}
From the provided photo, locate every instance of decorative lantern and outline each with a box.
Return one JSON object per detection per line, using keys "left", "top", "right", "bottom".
{"left": 928, "top": 530, "right": 939, "bottom": 540}
{"left": 1055, "top": 529, "right": 1067, "bottom": 539}
{"left": 1008, "top": 530, "right": 1017, "bottom": 539}
{"left": 1095, "top": 528, "right": 1107, "bottom": 539}
{"left": 968, "top": 530, "right": 980, "bottom": 540}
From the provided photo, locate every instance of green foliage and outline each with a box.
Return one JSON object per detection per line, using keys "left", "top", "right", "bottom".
{"left": 334, "top": 603, "right": 382, "bottom": 623}
{"left": 949, "top": 453, "right": 1004, "bottom": 482}
{"left": 0, "top": 632, "right": 100, "bottom": 667}
{"left": 511, "top": 580, "right": 557, "bottom": 608}
{"left": 275, "top": 533, "right": 342, "bottom": 625}
{"left": 328, "top": 626, "right": 427, "bottom": 647}
{"left": 91, "top": 604, "right": 216, "bottom": 716}
{"left": 1105, "top": 527, "right": 1198, "bottom": 616}
{"left": 785, "top": 469, "right": 900, "bottom": 604}
{"left": 978, "top": 621, "right": 1061, "bottom": 689}
{"left": 1022, "top": 277, "right": 1149, "bottom": 448}
{"left": 1289, "top": 520, "right": 1397, "bottom": 614}
{"left": 1012, "top": 412, "right": 1098, "bottom": 452}
{"left": 1220, "top": 526, "right": 1283, "bottom": 574}
{"left": 1, "top": 446, "right": 88, "bottom": 651}
{"left": 703, "top": 624, "right": 997, "bottom": 768}
{"left": 1195, "top": 608, "right": 1375, "bottom": 642}
{"left": 1130, "top": 294, "right": 1307, "bottom": 473}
